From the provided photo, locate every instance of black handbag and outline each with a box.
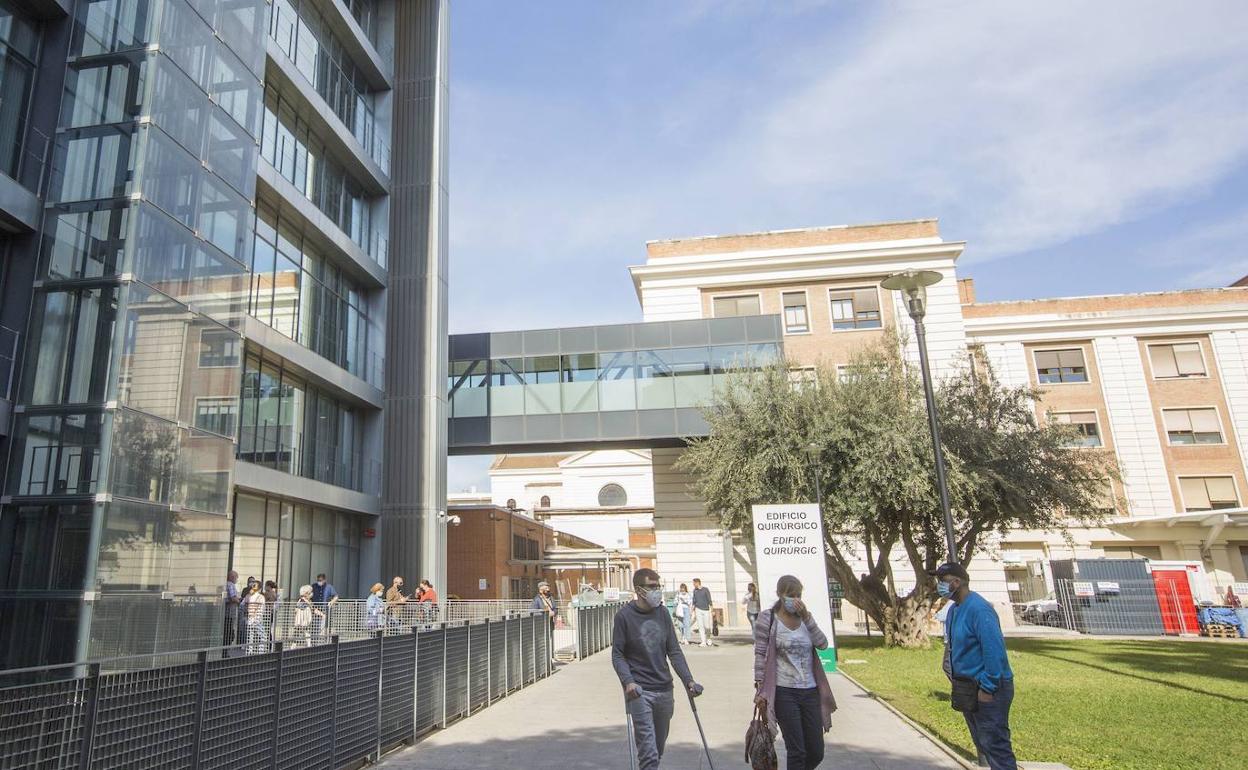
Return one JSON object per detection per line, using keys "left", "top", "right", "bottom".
{"left": 950, "top": 675, "right": 979, "bottom": 713}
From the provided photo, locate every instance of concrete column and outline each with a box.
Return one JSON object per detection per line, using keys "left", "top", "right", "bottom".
{"left": 382, "top": 0, "right": 449, "bottom": 592}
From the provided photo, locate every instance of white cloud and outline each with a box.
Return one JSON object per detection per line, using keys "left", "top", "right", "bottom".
{"left": 449, "top": 1, "right": 1248, "bottom": 332}
{"left": 750, "top": 0, "right": 1248, "bottom": 259}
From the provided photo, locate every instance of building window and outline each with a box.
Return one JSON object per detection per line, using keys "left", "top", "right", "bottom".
{"left": 195, "top": 397, "right": 239, "bottom": 438}
{"left": 539, "top": 495, "right": 551, "bottom": 508}
{"left": 1148, "top": 342, "right": 1206, "bottom": 379}
{"left": 711, "top": 294, "right": 761, "bottom": 318}
{"left": 828, "top": 287, "right": 881, "bottom": 330}
{"left": 512, "top": 533, "right": 540, "bottom": 561}
{"left": 230, "top": 493, "right": 362, "bottom": 599}
{"left": 199, "top": 328, "right": 240, "bottom": 368}
{"left": 598, "top": 483, "right": 627, "bottom": 507}
{"left": 1034, "top": 348, "right": 1088, "bottom": 384}
{"left": 1050, "top": 411, "right": 1102, "bottom": 447}
{"left": 1163, "top": 408, "right": 1223, "bottom": 445}
{"left": 1102, "top": 545, "right": 1163, "bottom": 560}
{"left": 782, "top": 292, "right": 809, "bottom": 334}
{"left": 789, "top": 367, "right": 817, "bottom": 390}
{"left": 506, "top": 498, "right": 516, "bottom": 510}
{"left": 1179, "top": 476, "right": 1239, "bottom": 512}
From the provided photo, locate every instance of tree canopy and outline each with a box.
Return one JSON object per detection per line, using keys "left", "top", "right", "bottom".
{"left": 677, "top": 334, "right": 1119, "bottom": 646}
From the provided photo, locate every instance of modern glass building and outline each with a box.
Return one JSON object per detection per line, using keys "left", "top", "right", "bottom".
{"left": 0, "top": 0, "right": 449, "bottom": 668}
{"left": 447, "top": 317, "right": 784, "bottom": 454}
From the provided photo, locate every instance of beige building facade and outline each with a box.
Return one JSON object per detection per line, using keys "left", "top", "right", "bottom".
{"left": 494, "top": 219, "right": 1248, "bottom": 629}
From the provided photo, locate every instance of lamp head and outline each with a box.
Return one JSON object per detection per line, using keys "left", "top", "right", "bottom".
{"left": 880, "top": 270, "right": 943, "bottom": 322}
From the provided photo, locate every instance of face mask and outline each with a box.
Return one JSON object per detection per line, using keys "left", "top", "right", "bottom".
{"left": 936, "top": 581, "right": 954, "bottom": 599}
{"left": 782, "top": 597, "right": 799, "bottom": 613}
{"left": 317, "top": 580, "right": 325, "bottom": 586}
{"left": 643, "top": 589, "right": 663, "bottom": 608}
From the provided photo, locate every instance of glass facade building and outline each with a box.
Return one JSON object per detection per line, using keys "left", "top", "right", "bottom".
{"left": 447, "top": 317, "right": 784, "bottom": 454}
{"left": 0, "top": 0, "right": 449, "bottom": 670}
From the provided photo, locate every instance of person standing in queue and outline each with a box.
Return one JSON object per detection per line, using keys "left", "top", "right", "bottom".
{"left": 932, "top": 562, "right": 1017, "bottom": 770}
{"left": 753, "top": 575, "right": 836, "bottom": 770}
{"left": 612, "top": 568, "right": 702, "bottom": 770}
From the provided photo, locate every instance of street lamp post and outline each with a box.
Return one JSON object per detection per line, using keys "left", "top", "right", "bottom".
{"left": 804, "top": 442, "right": 838, "bottom": 652}
{"left": 880, "top": 270, "right": 959, "bottom": 564}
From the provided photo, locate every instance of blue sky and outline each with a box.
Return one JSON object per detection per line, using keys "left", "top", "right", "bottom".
{"left": 446, "top": 0, "right": 1248, "bottom": 490}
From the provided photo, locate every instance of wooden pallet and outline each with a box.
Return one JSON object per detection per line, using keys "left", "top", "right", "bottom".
{"left": 1201, "top": 624, "right": 1240, "bottom": 639}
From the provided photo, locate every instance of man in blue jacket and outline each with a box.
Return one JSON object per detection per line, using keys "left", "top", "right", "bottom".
{"left": 931, "top": 562, "right": 1017, "bottom": 770}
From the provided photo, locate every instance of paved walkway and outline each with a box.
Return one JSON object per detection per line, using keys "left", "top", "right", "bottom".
{"left": 380, "top": 631, "right": 962, "bottom": 769}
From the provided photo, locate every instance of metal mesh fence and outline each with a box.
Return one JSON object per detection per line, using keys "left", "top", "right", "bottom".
{"left": 379, "top": 634, "right": 417, "bottom": 749}
{"left": 414, "top": 626, "right": 445, "bottom": 736}
{"left": 571, "top": 602, "right": 626, "bottom": 659}
{"left": 506, "top": 617, "right": 522, "bottom": 693}
{"left": 468, "top": 622, "right": 489, "bottom": 712}
{"left": 0, "top": 609, "right": 551, "bottom": 769}
{"left": 488, "top": 620, "right": 506, "bottom": 700}
{"left": 333, "top": 637, "right": 380, "bottom": 768}
{"left": 276, "top": 645, "right": 335, "bottom": 770}
{"left": 443, "top": 624, "right": 470, "bottom": 725}
{"left": 90, "top": 662, "right": 201, "bottom": 769}
{"left": 0, "top": 674, "right": 89, "bottom": 770}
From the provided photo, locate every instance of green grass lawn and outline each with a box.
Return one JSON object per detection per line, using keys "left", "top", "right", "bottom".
{"left": 836, "top": 635, "right": 1248, "bottom": 770}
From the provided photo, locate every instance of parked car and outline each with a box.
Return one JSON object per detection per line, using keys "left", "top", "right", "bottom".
{"left": 1020, "top": 595, "right": 1062, "bottom": 626}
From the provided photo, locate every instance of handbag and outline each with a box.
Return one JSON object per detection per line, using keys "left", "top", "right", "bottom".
{"left": 950, "top": 676, "right": 980, "bottom": 713}
{"left": 744, "top": 703, "right": 778, "bottom": 770}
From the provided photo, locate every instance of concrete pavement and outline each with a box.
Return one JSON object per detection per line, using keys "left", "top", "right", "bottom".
{"left": 379, "top": 630, "right": 963, "bottom": 769}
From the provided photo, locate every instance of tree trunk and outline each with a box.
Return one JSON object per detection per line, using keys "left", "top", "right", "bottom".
{"left": 881, "top": 594, "right": 933, "bottom": 648}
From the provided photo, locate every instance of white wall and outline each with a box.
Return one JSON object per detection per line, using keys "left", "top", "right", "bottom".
{"left": 1094, "top": 336, "right": 1175, "bottom": 516}
{"left": 890, "top": 266, "right": 970, "bottom": 380}
{"left": 1212, "top": 330, "right": 1248, "bottom": 480}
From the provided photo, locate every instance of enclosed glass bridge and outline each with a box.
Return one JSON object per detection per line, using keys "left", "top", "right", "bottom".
{"left": 448, "top": 316, "right": 784, "bottom": 454}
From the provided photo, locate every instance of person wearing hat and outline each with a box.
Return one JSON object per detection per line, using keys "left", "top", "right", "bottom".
{"left": 531, "top": 581, "right": 558, "bottom": 623}
{"left": 931, "top": 562, "right": 1017, "bottom": 770}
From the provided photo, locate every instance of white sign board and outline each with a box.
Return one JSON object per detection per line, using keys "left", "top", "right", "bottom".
{"left": 478, "top": 579, "right": 488, "bottom": 591}
{"left": 1073, "top": 581, "right": 1095, "bottom": 597}
{"left": 751, "top": 503, "right": 836, "bottom": 669}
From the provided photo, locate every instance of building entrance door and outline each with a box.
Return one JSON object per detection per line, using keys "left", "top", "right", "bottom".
{"left": 1152, "top": 569, "right": 1198, "bottom": 635}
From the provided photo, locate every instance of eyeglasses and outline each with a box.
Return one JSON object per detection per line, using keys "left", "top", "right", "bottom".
{"left": 637, "top": 583, "right": 662, "bottom": 590}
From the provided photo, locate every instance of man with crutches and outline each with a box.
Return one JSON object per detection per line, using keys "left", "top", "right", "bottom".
{"left": 613, "top": 568, "right": 705, "bottom": 769}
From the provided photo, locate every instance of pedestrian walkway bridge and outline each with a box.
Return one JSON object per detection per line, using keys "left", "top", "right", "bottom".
{"left": 379, "top": 630, "right": 963, "bottom": 770}
{"left": 448, "top": 316, "right": 784, "bottom": 454}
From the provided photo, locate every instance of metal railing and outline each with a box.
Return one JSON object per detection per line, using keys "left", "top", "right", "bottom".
{"left": 0, "top": 612, "right": 553, "bottom": 769}
{"left": 570, "top": 602, "right": 626, "bottom": 659}
{"left": 1010, "top": 577, "right": 1239, "bottom": 637}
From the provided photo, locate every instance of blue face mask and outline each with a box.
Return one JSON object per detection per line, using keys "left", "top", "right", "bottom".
{"left": 644, "top": 589, "right": 664, "bottom": 608}
{"left": 936, "top": 581, "right": 954, "bottom": 599}
{"left": 782, "top": 597, "right": 799, "bottom": 613}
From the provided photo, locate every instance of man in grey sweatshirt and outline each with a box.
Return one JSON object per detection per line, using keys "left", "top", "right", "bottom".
{"left": 612, "top": 568, "right": 703, "bottom": 769}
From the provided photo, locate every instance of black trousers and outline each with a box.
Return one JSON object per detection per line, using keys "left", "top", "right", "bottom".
{"left": 774, "top": 685, "right": 824, "bottom": 770}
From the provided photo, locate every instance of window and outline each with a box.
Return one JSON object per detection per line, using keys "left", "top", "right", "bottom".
{"left": 1179, "top": 476, "right": 1239, "bottom": 512}
{"left": 1102, "top": 545, "right": 1163, "bottom": 560}
{"left": 1034, "top": 348, "right": 1088, "bottom": 384}
{"left": 711, "top": 294, "right": 761, "bottom": 318}
{"left": 512, "top": 533, "right": 540, "bottom": 561}
{"left": 789, "top": 367, "right": 817, "bottom": 390}
{"left": 1148, "top": 342, "right": 1206, "bottom": 378}
{"left": 782, "top": 292, "right": 809, "bottom": 334}
{"left": 199, "top": 328, "right": 240, "bottom": 368}
{"left": 195, "top": 397, "right": 238, "bottom": 437}
{"left": 598, "top": 483, "right": 628, "bottom": 507}
{"left": 1051, "top": 411, "right": 1102, "bottom": 447}
{"left": 539, "top": 495, "right": 551, "bottom": 508}
{"left": 828, "top": 287, "right": 881, "bottom": 330}
{"left": 1163, "top": 408, "right": 1222, "bottom": 445}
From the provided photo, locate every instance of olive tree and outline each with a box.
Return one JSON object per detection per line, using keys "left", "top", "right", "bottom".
{"left": 677, "top": 335, "right": 1118, "bottom": 647}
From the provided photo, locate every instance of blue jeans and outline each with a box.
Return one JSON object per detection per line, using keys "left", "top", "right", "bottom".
{"left": 963, "top": 678, "right": 1017, "bottom": 770}
{"left": 626, "top": 687, "right": 675, "bottom": 770}
{"left": 680, "top": 612, "right": 692, "bottom": 642}
{"left": 774, "top": 685, "right": 824, "bottom": 770}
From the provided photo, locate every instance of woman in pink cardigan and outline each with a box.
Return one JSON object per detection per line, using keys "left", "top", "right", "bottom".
{"left": 753, "top": 575, "right": 837, "bottom": 769}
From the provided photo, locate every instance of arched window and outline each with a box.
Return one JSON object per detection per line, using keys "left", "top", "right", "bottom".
{"left": 598, "top": 483, "right": 627, "bottom": 507}
{"left": 540, "top": 495, "right": 551, "bottom": 508}
{"left": 506, "top": 498, "right": 516, "bottom": 510}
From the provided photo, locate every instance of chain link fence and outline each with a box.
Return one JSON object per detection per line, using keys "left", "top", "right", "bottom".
{"left": 1011, "top": 577, "right": 1247, "bottom": 637}
{"left": 0, "top": 611, "right": 555, "bottom": 769}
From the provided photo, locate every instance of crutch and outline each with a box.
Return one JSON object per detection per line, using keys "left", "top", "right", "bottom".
{"left": 685, "top": 683, "right": 716, "bottom": 770}
{"left": 625, "top": 701, "right": 640, "bottom": 770}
